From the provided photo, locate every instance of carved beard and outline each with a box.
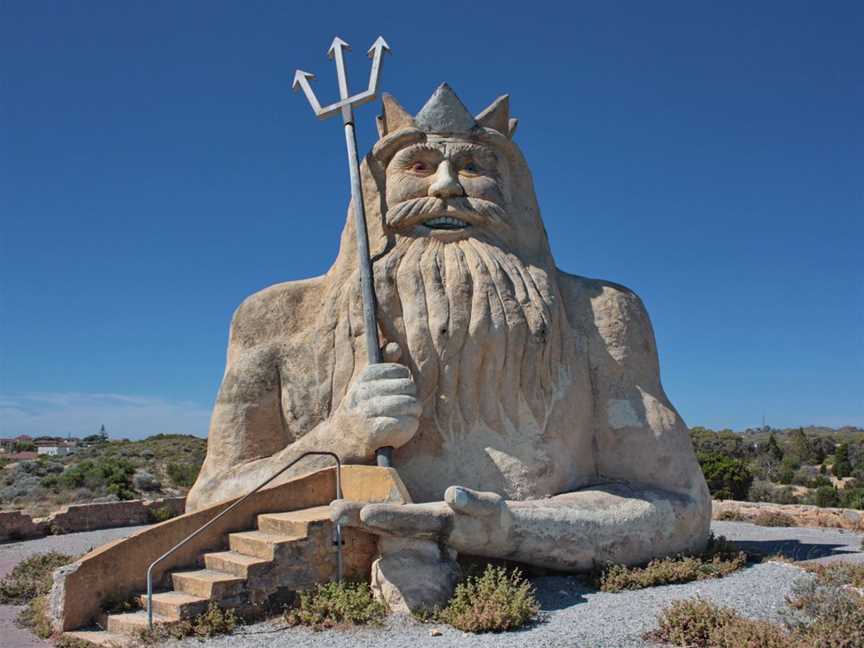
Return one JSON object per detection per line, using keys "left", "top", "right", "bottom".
{"left": 364, "top": 231, "right": 568, "bottom": 446}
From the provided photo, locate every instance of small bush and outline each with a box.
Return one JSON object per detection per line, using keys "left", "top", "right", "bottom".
{"left": 752, "top": 511, "right": 795, "bottom": 527}
{"left": 191, "top": 601, "right": 238, "bottom": 637}
{"left": 646, "top": 565, "right": 864, "bottom": 647}
{"left": 284, "top": 581, "right": 386, "bottom": 630}
{"left": 137, "top": 602, "right": 238, "bottom": 643}
{"left": 148, "top": 505, "right": 177, "bottom": 523}
{"left": 715, "top": 509, "right": 744, "bottom": 521}
{"left": 0, "top": 551, "right": 77, "bottom": 604}
{"left": 17, "top": 594, "right": 54, "bottom": 638}
{"left": 436, "top": 565, "right": 538, "bottom": 633}
{"left": 802, "top": 561, "right": 864, "bottom": 589}
{"left": 596, "top": 535, "right": 747, "bottom": 592}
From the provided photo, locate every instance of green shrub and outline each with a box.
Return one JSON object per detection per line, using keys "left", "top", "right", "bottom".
{"left": 0, "top": 552, "right": 77, "bottom": 604}
{"left": 437, "top": 565, "right": 538, "bottom": 633}
{"left": 166, "top": 461, "right": 200, "bottom": 487}
{"left": 136, "top": 602, "right": 238, "bottom": 643}
{"left": 191, "top": 601, "right": 238, "bottom": 637}
{"left": 596, "top": 535, "right": 746, "bottom": 592}
{"left": 17, "top": 594, "right": 54, "bottom": 639}
{"left": 148, "top": 505, "right": 177, "bottom": 523}
{"left": 812, "top": 485, "right": 840, "bottom": 508}
{"left": 697, "top": 452, "right": 753, "bottom": 500}
{"left": 284, "top": 581, "right": 386, "bottom": 629}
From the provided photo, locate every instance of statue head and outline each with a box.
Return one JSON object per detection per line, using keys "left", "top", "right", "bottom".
{"left": 323, "top": 85, "right": 569, "bottom": 462}
{"left": 369, "top": 84, "right": 550, "bottom": 264}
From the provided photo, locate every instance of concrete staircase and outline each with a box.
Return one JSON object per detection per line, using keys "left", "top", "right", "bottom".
{"left": 63, "top": 505, "right": 368, "bottom": 647}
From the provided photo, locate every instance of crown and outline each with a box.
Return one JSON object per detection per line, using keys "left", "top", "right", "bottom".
{"left": 376, "top": 83, "right": 518, "bottom": 139}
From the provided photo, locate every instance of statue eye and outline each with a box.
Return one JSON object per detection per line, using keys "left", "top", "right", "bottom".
{"left": 461, "top": 161, "right": 481, "bottom": 175}
{"left": 408, "top": 161, "right": 431, "bottom": 174}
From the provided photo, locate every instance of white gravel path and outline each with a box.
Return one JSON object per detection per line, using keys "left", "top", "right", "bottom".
{"left": 1, "top": 521, "right": 861, "bottom": 648}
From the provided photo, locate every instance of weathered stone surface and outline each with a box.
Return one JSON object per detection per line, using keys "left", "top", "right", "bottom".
{"left": 0, "top": 510, "right": 49, "bottom": 540}
{"left": 371, "top": 537, "right": 460, "bottom": 613}
{"left": 187, "top": 84, "right": 711, "bottom": 574}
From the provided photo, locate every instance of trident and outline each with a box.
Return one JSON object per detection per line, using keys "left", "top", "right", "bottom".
{"left": 293, "top": 36, "right": 393, "bottom": 467}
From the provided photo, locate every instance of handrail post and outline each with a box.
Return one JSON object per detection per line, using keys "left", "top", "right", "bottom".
{"left": 145, "top": 451, "right": 343, "bottom": 631}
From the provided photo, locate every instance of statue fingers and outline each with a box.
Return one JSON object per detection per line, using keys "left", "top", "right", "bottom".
{"left": 358, "top": 363, "right": 411, "bottom": 382}
{"left": 361, "top": 394, "right": 422, "bottom": 418}
{"left": 359, "top": 502, "right": 452, "bottom": 539}
{"left": 445, "top": 486, "right": 504, "bottom": 517}
{"left": 352, "top": 378, "right": 416, "bottom": 401}
{"left": 367, "top": 414, "right": 419, "bottom": 449}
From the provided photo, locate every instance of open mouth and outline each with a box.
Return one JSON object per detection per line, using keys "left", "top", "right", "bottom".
{"left": 423, "top": 216, "right": 469, "bottom": 230}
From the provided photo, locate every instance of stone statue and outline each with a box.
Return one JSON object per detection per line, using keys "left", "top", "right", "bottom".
{"left": 187, "top": 84, "right": 711, "bottom": 584}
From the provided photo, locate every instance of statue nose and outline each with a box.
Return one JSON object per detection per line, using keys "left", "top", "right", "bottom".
{"left": 428, "top": 161, "right": 464, "bottom": 199}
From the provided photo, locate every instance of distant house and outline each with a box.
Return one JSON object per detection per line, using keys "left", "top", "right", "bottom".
{"left": 36, "top": 445, "right": 74, "bottom": 456}
{"left": 34, "top": 438, "right": 77, "bottom": 456}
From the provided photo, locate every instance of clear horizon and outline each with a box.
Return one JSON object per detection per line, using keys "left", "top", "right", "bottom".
{"left": 2, "top": 2, "right": 862, "bottom": 440}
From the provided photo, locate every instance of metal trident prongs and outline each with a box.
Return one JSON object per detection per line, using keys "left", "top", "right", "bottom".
{"left": 292, "top": 36, "right": 394, "bottom": 468}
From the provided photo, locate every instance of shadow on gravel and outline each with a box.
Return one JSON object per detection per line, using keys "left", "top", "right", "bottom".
{"left": 532, "top": 576, "right": 591, "bottom": 611}
{"left": 736, "top": 539, "right": 858, "bottom": 561}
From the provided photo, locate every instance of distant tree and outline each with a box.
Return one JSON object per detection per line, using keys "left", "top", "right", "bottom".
{"left": 99, "top": 424, "right": 109, "bottom": 442}
{"left": 813, "top": 485, "right": 839, "bottom": 508}
{"left": 787, "top": 427, "right": 818, "bottom": 464}
{"left": 766, "top": 432, "right": 784, "bottom": 462}
{"left": 834, "top": 444, "right": 853, "bottom": 479}
{"left": 776, "top": 456, "right": 799, "bottom": 484}
{"left": 12, "top": 439, "right": 36, "bottom": 452}
{"left": 696, "top": 451, "right": 753, "bottom": 500}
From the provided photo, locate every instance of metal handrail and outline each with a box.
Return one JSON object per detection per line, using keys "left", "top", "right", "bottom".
{"left": 146, "top": 451, "right": 343, "bottom": 630}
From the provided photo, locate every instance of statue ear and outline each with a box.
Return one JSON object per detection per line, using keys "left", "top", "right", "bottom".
{"left": 380, "top": 93, "right": 414, "bottom": 136}
{"left": 475, "top": 95, "right": 510, "bottom": 135}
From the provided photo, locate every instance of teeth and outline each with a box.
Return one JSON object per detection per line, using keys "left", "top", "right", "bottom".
{"left": 424, "top": 216, "right": 468, "bottom": 229}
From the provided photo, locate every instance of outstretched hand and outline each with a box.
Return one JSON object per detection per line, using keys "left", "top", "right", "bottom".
{"left": 331, "top": 486, "right": 514, "bottom": 556}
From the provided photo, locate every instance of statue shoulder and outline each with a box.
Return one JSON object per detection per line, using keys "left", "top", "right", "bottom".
{"left": 556, "top": 270, "right": 657, "bottom": 367}
{"left": 227, "top": 276, "right": 329, "bottom": 354}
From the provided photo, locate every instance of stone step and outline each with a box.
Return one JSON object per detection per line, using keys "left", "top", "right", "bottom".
{"left": 172, "top": 568, "right": 246, "bottom": 599}
{"left": 62, "top": 630, "right": 135, "bottom": 647}
{"left": 257, "top": 505, "right": 332, "bottom": 535}
{"left": 228, "top": 530, "right": 302, "bottom": 560}
{"left": 204, "top": 550, "right": 272, "bottom": 579}
{"left": 137, "top": 590, "right": 210, "bottom": 620}
{"left": 105, "top": 610, "right": 175, "bottom": 634}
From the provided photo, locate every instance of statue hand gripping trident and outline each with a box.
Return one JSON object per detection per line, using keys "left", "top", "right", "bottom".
{"left": 294, "top": 37, "right": 406, "bottom": 469}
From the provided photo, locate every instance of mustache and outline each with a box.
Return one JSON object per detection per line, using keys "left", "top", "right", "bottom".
{"left": 385, "top": 196, "right": 508, "bottom": 230}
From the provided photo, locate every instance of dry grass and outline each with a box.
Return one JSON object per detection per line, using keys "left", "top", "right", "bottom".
{"left": 436, "top": 565, "right": 539, "bottom": 633}
{"left": 752, "top": 511, "right": 796, "bottom": 527}
{"left": 0, "top": 551, "right": 77, "bottom": 604}
{"left": 595, "top": 535, "right": 747, "bottom": 592}
{"left": 137, "top": 602, "right": 239, "bottom": 643}
{"left": 646, "top": 560, "right": 864, "bottom": 647}
{"left": 283, "top": 581, "right": 386, "bottom": 630}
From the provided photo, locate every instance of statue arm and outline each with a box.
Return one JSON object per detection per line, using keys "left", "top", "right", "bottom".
{"left": 188, "top": 285, "right": 422, "bottom": 511}
{"left": 344, "top": 279, "right": 711, "bottom": 570}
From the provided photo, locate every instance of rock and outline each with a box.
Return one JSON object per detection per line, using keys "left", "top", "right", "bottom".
{"left": 371, "top": 537, "right": 461, "bottom": 614}
{"left": 132, "top": 470, "right": 161, "bottom": 491}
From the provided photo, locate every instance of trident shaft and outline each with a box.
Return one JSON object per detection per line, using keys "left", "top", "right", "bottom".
{"left": 293, "top": 36, "right": 393, "bottom": 468}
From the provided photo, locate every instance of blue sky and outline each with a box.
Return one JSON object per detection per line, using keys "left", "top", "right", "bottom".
{"left": 1, "top": 1, "right": 861, "bottom": 440}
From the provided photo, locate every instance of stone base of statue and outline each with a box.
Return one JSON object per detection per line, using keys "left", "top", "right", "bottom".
{"left": 370, "top": 536, "right": 461, "bottom": 613}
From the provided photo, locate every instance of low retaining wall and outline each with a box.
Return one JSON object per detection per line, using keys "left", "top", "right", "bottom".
{"left": 713, "top": 499, "right": 863, "bottom": 531}
{"left": 0, "top": 497, "right": 186, "bottom": 541}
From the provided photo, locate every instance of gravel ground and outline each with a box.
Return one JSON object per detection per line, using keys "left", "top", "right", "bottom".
{"left": 0, "top": 525, "right": 148, "bottom": 648}
{"left": 166, "top": 562, "right": 806, "bottom": 648}
{"left": 1, "top": 521, "right": 861, "bottom": 648}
